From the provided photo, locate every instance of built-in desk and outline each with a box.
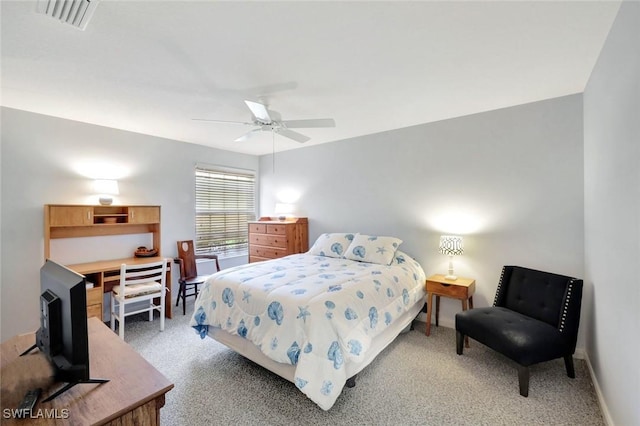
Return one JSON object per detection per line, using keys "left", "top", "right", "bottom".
{"left": 67, "top": 256, "right": 173, "bottom": 319}
{"left": 0, "top": 318, "right": 174, "bottom": 425}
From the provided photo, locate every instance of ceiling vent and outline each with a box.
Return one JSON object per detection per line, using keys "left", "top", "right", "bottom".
{"left": 36, "top": 0, "right": 100, "bottom": 31}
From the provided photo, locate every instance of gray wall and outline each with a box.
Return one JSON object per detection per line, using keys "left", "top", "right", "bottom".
{"left": 583, "top": 2, "right": 640, "bottom": 425}
{"left": 259, "top": 94, "right": 586, "bottom": 346}
{"left": 0, "top": 107, "right": 259, "bottom": 340}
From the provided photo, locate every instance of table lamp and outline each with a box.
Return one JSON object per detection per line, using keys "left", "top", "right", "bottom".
{"left": 94, "top": 179, "right": 119, "bottom": 205}
{"left": 274, "top": 203, "right": 294, "bottom": 221}
{"left": 439, "top": 235, "right": 464, "bottom": 280}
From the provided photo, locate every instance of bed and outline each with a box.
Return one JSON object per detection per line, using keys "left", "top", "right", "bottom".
{"left": 190, "top": 233, "right": 426, "bottom": 410}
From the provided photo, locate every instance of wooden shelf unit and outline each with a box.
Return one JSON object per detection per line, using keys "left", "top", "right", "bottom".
{"left": 44, "top": 205, "right": 161, "bottom": 258}
{"left": 248, "top": 217, "right": 309, "bottom": 263}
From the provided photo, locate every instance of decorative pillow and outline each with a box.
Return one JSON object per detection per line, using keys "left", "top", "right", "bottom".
{"left": 344, "top": 234, "right": 403, "bottom": 265}
{"left": 392, "top": 250, "right": 410, "bottom": 265}
{"left": 308, "top": 233, "right": 356, "bottom": 258}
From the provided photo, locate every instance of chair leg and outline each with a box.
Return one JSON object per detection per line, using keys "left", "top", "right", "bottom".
{"left": 110, "top": 294, "right": 115, "bottom": 331}
{"left": 456, "top": 331, "right": 464, "bottom": 355}
{"left": 160, "top": 290, "right": 165, "bottom": 332}
{"left": 175, "top": 282, "right": 183, "bottom": 307}
{"left": 564, "top": 355, "right": 576, "bottom": 378}
{"left": 182, "top": 284, "right": 187, "bottom": 315}
{"left": 518, "top": 365, "right": 529, "bottom": 397}
{"left": 118, "top": 298, "right": 125, "bottom": 339}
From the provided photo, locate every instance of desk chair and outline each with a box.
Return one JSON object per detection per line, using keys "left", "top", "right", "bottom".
{"left": 175, "top": 240, "right": 220, "bottom": 315}
{"left": 110, "top": 259, "right": 168, "bottom": 340}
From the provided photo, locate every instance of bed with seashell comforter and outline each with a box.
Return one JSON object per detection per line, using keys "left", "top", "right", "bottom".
{"left": 190, "top": 233, "right": 426, "bottom": 410}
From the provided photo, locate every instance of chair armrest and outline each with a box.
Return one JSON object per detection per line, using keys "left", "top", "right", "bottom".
{"left": 195, "top": 254, "right": 221, "bottom": 273}
{"left": 195, "top": 254, "right": 219, "bottom": 260}
{"left": 174, "top": 257, "right": 187, "bottom": 281}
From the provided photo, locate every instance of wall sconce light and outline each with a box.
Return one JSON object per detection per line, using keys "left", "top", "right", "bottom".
{"left": 274, "top": 203, "right": 294, "bottom": 221}
{"left": 93, "top": 179, "right": 119, "bottom": 205}
{"left": 439, "top": 235, "right": 464, "bottom": 280}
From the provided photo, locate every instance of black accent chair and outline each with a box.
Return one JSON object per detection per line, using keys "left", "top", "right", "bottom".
{"left": 455, "top": 265, "right": 583, "bottom": 397}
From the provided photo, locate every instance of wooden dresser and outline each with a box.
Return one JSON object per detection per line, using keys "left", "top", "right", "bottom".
{"left": 248, "top": 217, "right": 309, "bottom": 262}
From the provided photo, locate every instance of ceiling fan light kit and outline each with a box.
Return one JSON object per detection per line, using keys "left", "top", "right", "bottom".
{"left": 194, "top": 100, "right": 335, "bottom": 144}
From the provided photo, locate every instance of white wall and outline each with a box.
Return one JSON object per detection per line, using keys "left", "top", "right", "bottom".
{"left": 259, "top": 94, "right": 586, "bottom": 345}
{"left": 583, "top": 2, "right": 640, "bottom": 425}
{"left": 0, "top": 107, "right": 259, "bottom": 341}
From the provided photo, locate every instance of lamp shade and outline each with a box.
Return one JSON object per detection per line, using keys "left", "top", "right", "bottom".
{"left": 93, "top": 179, "right": 119, "bottom": 195}
{"left": 439, "top": 235, "right": 464, "bottom": 256}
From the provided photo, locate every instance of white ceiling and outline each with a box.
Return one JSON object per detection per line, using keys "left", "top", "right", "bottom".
{"left": 1, "top": 1, "right": 621, "bottom": 156}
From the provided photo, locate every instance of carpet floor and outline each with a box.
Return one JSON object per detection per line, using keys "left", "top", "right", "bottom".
{"left": 123, "top": 303, "right": 604, "bottom": 425}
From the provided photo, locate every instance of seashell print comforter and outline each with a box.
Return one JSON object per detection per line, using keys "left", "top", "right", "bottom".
{"left": 190, "top": 252, "right": 426, "bottom": 410}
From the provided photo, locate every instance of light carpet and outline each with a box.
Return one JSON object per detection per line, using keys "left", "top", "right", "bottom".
{"left": 123, "top": 304, "right": 603, "bottom": 426}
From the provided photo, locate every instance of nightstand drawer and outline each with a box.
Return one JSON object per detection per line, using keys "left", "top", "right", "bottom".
{"left": 427, "top": 281, "right": 468, "bottom": 298}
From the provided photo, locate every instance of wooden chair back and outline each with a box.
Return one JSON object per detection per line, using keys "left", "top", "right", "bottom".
{"left": 176, "top": 240, "right": 198, "bottom": 279}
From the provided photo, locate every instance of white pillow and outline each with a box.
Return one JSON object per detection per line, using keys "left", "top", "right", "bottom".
{"left": 308, "top": 233, "right": 356, "bottom": 258}
{"left": 344, "top": 234, "right": 403, "bottom": 265}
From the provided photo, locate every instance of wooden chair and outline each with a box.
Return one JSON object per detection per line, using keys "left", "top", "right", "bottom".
{"left": 175, "top": 240, "right": 220, "bottom": 315}
{"left": 110, "top": 259, "right": 168, "bottom": 340}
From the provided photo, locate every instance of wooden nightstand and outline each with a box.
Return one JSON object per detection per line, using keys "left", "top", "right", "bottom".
{"left": 425, "top": 274, "right": 475, "bottom": 347}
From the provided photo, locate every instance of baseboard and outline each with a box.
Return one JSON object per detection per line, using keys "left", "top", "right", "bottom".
{"left": 582, "top": 352, "right": 614, "bottom": 426}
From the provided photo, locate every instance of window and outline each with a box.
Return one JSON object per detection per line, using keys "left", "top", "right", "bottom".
{"left": 195, "top": 166, "right": 256, "bottom": 257}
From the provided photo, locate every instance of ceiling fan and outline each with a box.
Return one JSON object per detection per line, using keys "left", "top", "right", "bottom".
{"left": 193, "top": 100, "right": 336, "bottom": 143}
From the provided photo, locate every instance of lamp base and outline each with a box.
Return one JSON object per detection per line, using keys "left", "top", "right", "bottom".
{"left": 99, "top": 197, "right": 113, "bottom": 206}
{"left": 444, "top": 274, "right": 458, "bottom": 281}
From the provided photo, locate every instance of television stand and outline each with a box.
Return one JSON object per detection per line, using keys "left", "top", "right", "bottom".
{"left": 18, "top": 345, "right": 110, "bottom": 402}
{"left": 42, "top": 377, "right": 110, "bottom": 402}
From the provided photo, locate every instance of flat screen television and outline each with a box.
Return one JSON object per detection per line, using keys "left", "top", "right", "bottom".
{"left": 21, "top": 259, "right": 108, "bottom": 401}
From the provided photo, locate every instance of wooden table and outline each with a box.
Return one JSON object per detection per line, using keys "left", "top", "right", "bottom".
{"left": 425, "top": 274, "right": 476, "bottom": 347}
{"left": 0, "top": 318, "right": 173, "bottom": 425}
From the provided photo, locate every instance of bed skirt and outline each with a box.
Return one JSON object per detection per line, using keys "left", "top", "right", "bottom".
{"left": 207, "top": 298, "right": 423, "bottom": 384}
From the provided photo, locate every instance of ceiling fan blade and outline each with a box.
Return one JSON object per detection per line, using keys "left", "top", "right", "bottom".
{"left": 234, "top": 128, "right": 262, "bottom": 142}
{"left": 281, "top": 118, "right": 336, "bottom": 129}
{"left": 277, "top": 128, "right": 311, "bottom": 143}
{"left": 192, "top": 118, "right": 254, "bottom": 126}
{"left": 244, "top": 100, "right": 272, "bottom": 124}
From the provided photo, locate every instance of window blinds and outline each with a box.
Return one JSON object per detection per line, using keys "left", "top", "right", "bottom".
{"left": 195, "top": 166, "right": 256, "bottom": 256}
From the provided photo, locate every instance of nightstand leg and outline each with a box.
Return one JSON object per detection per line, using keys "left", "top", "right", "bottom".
{"left": 426, "top": 292, "right": 434, "bottom": 336}
{"left": 462, "top": 299, "right": 470, "bottom": 348}
{"left": 435, "top": 295, "right": 440, "bottom": 327}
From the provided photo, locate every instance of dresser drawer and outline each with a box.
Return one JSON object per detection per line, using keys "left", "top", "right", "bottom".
{"left": 249, "top": 223, "right": 266, "bottom": 234}
{"left": 266, "top": 224, "right": 287, "bottom": 235}
{"left": 250, "top": 233, "right": 287, "bottom": 248}
{"left": 250, "top": 245, "right": 287, "bottom": 259}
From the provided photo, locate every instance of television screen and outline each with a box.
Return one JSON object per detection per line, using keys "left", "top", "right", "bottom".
{"left": 22, "top": 259, "right": 108, "bottom": 401}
